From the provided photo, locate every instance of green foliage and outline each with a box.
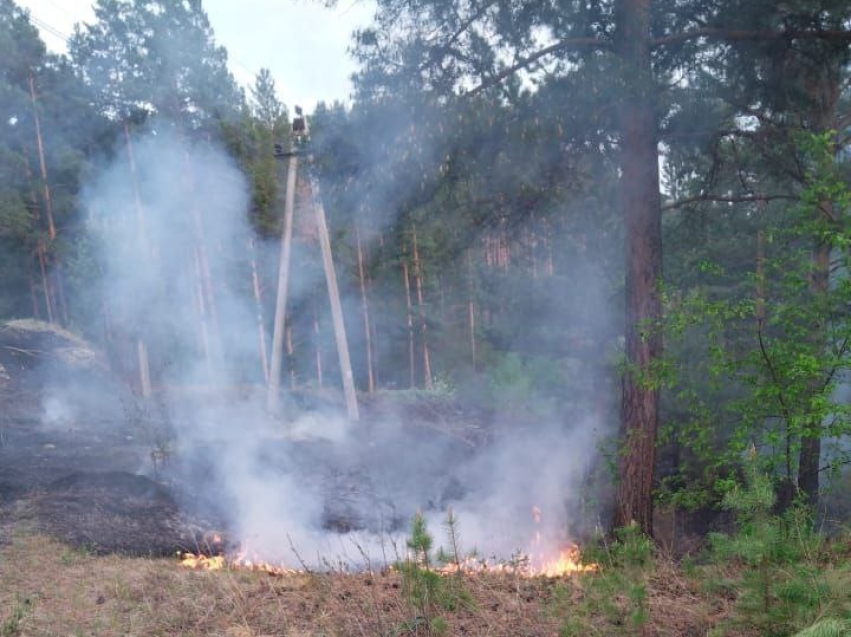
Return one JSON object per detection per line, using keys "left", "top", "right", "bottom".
{"left": 69, "top": 0, "right": 245, "bottom": 129}
{"left": 663, "top": 130, "right": 851, "bottom": 508}
{"left": 396, "top": 512, "right": 472, "bottom": 635}
{"left": 793, "top": 619, "right": 851, "bottom": 637}
{"left": 707, "top": 462, "right": 849, "bottom": 637}
{"left": 559, "top": 523, "right": 653, "bottom": 637}
{"left": 0, "top": 596, "right": 33, "bottom": 637}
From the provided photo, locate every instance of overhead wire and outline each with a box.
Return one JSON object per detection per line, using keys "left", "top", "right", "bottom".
{"left": 28, "top": 14, "right": 71, "bottom": 46}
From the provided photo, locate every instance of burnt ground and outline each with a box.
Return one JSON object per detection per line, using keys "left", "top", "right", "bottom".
{"left": 0, "top": 321, "right": 234, "bottom": 556}
{"left": 0, "top": 321, "right": 482, "bottom": 559}
{"left": 0, "top": 380, "right": 211, "bottom": 556}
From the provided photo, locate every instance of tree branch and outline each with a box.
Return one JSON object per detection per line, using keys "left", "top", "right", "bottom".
{"left": 662, "top": 193, "right": 797, "bottom": 211}
{"left": 466, "top": 36, "right": 611, "bottom": 96}
{"left": 653, "top": 28, "right": 851, "bottom": 49}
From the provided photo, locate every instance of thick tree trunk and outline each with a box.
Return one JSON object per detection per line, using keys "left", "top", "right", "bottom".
{"left": 612, "top": 0, "right": 664, "bottom": 536}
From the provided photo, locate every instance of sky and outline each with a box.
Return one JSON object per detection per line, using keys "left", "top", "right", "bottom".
{"left": 15, "top": 0, "right": 376, "bottom": 111}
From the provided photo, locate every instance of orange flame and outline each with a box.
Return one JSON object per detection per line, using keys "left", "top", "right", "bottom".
{"left": 180, "top": 548, "right": 300, "bottom": 575}
{"left": 180, "top": 504, "right": 598, "bottom": 578}
{"left": 535, "top": 546, "right": 598, "bottom": 576}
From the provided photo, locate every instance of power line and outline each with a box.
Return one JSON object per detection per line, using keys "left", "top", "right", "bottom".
{"left": 28, "top": 14, "right": 70, "bottom": 45}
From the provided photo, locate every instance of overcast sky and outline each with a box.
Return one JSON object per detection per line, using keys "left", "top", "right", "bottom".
{"left": 15, "top": 0, "right": 375, "bottom": 110}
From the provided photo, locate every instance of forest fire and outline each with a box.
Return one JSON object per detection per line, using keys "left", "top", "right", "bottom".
{"left": 180, "top": 544, "right": 596, "bottom": 577}
{"left": 180, "top": 506, "right": 597, "bottom": 577}
{"left": 534, "top": 546, "right": 598, "bottom": 577}
{"left": 180, "top": 549, "right": 300, "bottom": 575}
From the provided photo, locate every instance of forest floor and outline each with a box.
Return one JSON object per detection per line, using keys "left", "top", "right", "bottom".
{"left": 0, "top": 530, "right": 726, "bottom": 637}
{"left": 1, "top": 320, "right": 849, "bottom": 637}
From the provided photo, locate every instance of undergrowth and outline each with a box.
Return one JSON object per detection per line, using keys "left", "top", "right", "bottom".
{"left": 558, "top": 522, "right": 653, "bottom": 637}
{"left": 706, "top": 462, "right": 851, "bottom": 637}
{"left": 396, "top": 510, "right": 473, "bottom": 635}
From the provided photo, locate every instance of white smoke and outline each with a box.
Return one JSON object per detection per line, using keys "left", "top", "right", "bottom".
{"left": 71, "top": 126, "right": 605, "bottom": 569}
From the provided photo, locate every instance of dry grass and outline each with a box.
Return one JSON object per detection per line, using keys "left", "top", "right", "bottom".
{"left": 0, "top": 531, "right": 725, "bottom": 637}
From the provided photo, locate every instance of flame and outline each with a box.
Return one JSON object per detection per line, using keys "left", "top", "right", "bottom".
{"left": 180, "top": 552, "right": 226, "bottom": 570}
{"left": 535, "top": 546, "right": 598, "bottom": 576}
{"left": 180, "top": 547, "right": 299, "bottom": 575}
{"left": 179, "top": 505, "right": 598, "bottom": 578}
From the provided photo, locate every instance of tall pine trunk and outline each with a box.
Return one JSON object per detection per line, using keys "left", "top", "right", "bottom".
{"left": 249, "top": 238, "right": 270, "bottom": 383}
{"left": 612, "top": 0, "right": 664, "bottom": 536}
{"left": 313, "top": 299, "right": 324, "bottom": 387}
{"left": 411, "top": 225, "right": 433, "bottom": 390}
{"left": 402, "top": 253, "right": 416, "bottom": 388}
{"left": 355, "top": 219, "right": 375, "bottom": 393}
{"left": 123, "top": 121, "right": 152, "bottom": 398}
{"left": 28, "top": 70, "right": 56, "bottom": 242}
{"left": 467, "top": 250, "right": 477, "bottom": 371}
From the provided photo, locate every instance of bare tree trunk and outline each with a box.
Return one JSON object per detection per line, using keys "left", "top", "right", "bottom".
{"left": 249, "top": 238, "right": 269, "bottom": 383}
{"left": 286, "top": 323, "right": 296, "bottom": 390}
{"left": 123, "top": 122, "right": 149, "bottom": 249}
{"left": 355, "top": 220, "right": 375, "bottom": 394}
{"left": 308, "top": 173, "right": 359, "bottom": 421}
{"left": 530, "top": 215, "right": 539, "bottom": 280}
{"left": 467, "top": 250, "right": 477, "bottom": 371}
{"left": 183, "top": 149, "right": 222, "bottom": 367}
{"left": 193, "top": 248, "right": 213, "bottom": 372}
{"left": 123, "top": 121, "right": 152, "bottom": 398}
{"left": 612, "top": 0, "right": 663, "bottom": 536}
{"left": 402, "top": 253, "right": 416, "bottom": 388}
{"left": 28, "top": 70, "right": 56, "bottom": 242}
{"left": 36, "top": 243, "right": 55, "bottom": 324}
{"left": 313, "top": 300, "right": 323, "bottom": 387}
{"left": 268, "top": 154, "right": 298, "bottom": 414}
{"left": 544, "top": 218, "right": 554, "bottom": 276}
{"left": 27, "top": 71, "right": 64, "bottom": 327}
{"left": 29, "top": 271, "right": 40, "bottom": 319}
{"left": 52, "top": 266, "right": 69, "bottom": 326}
{"left": 411, "top": 225, "right": 433, "bottom": 390}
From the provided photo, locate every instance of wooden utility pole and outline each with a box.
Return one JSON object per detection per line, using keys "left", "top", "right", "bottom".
{"left": 267, "top": 116, "right": 359, "bottom": 421}
{"left": 308, "top": 173, "right": 359, "bottom": 421}
{"left": 267, "top": 153, "right": 298, "bottom": 414}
